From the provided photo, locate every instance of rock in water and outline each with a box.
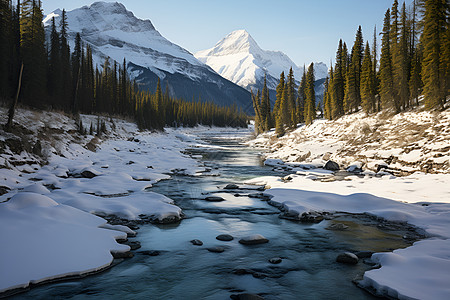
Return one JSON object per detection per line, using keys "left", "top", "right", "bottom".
{"left": 336, "top": 252, "right": 359, "bottom": 264}
{"left": 269, "top": 257, "right": 282, "bottom": 264}
{"left": 207, "top": 246, "right": 225, "bottom": 253}
{"left": 190, "top": 239, "right": 203, "bottom": 246}
{"left": 216, "top": 234, "right": 234, "bottom": 241}
{"left": 224, "top": 183, "right": 239, "bottom": 189}
{"left": 239, "top": 234, "right": 269, "bottom": 245}
{"left": 324, "top": 160, "right": 340, "bottom": 171}
{"left": 205, "top": 196, "right": 225, "bottom": 202}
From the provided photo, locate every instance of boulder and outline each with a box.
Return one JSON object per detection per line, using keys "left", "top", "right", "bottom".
{"left": 216, "top": 234, "right": 234, "bottom": 241}
{"left": 205, "top": 196, "right": 225, "bottom": 202}
{"left": 224, "top": 183, "right": 239, "bottom": 190}
{"left": 336, "top": 252, "right": 359, "bottom": 264}
{"left": 324, "top": 160, "right": 340, "bottom": 171}
{"left": 190, "top": 239, "right": 203, "bottom": 246}
{"left": 239, "top": 234, "right": 269, "bottom": 245}
{"left": 139, "top": 250, "right": 160, "bottom": 256}
{"left": 207, "top": 246, "right": 225, "bottom": 253}
{"left": 269, "top": 257, "right": 282, "bottom": 264}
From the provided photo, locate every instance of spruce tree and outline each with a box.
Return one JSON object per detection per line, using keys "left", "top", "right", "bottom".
{"left": 286, "top": 67, "right": 297, "bottom": 128}
{"left": 380, "top": 9, "right": 395, "bottom": 111}
{"left": 274, "top": 71, "right": 285, "bottom": 119}
{"left": 59, "top": 9, "right": 72, "bottom": 110}
{"left": 361, "top": 41, "right": 376, "bottom": 114}
{"left": 393, "top": 2, "right": 410, "bottom": 111}
{"left": 421, "top": 0, "right": 448, "bottom": 109}
{"left": 332, "top": 40, "right": 345, "bottom": 118}
{"left": 297, "top": 66, "right": 306, "bottom": 123}
{"left": 260, "top": 74, "right": 272, "bottom": 131}
{"left": 304, "top": 63, "right": 316, "bottom": 125}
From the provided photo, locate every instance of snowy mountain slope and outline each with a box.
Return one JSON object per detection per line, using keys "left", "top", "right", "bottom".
{"left": 195, "top": 30, "right": 328, "bottom": 95}
{"left": 43, "top": 2, "right": 252, "bottom": 112}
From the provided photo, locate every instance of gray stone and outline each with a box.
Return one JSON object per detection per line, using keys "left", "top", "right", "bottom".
{"left": 324, "top": 160, "right": 340, "bottom": 171}
{"left": 216, "top": 234, "right": 234, "bottom": 241}
{"left": 205, "top": 196, "right": 225, "bottom": 202}
{"left": 269, "top": 257, "right": 282, "bottom": 264}
{"left": 224, "top": 183, "right": 239, "bottom": 189}
{"left": 111, "top": 251, "right": 133, "bottom": 259}
{"left": 356, "top": 251, "right": 374, "bottom": 259}
{"left": 126, "top": 241, "right": 141, "bottom": 250}
{"left": 207, "top": 246, "right": 225, "bottom": 253}
{"left": 239, "top": 234, "right": 269, "bottom": 245}
{"left": 190, "top": 239, "right": 203, "bottom": 246}
{"left": 336, "top": 252, "right": 359, "bottom": 264}
{"left": 80, "top": 170, "right": 98, "bottom": 179}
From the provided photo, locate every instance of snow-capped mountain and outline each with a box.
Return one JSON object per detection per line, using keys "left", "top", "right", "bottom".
{"left": 195, "top": 30, "right": 328, "bottom": 102}
{"left": 43, "top": 2, "right": 251, "bottom": 112}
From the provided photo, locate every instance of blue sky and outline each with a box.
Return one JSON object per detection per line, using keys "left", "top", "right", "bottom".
{"left": 42, "top": 0, "right": 415, "bottom": 67}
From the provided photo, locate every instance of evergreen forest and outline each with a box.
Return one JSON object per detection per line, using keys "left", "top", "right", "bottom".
{"left": 0, "top": 0, "right": 248, "bottom": 130}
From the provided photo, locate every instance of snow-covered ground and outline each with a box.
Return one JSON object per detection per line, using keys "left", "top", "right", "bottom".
{"left": 249, "top": 107, "right": 450, "bottom": 174}
{"left": 246, "top": 107, "right": 450, "bottom": 299}
{"left": 0, "top": 106, "right": 216, "bottom": 295}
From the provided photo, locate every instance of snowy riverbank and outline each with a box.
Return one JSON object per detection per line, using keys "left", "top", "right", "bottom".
{"left": 246, "top": 109, "right": 450, "bottom": 299}
{"left": 0, "top": 107, "right": 239, "bottom": 295}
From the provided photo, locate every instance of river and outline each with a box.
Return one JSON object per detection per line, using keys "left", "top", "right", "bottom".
{"left": 14, "top": 128, "right": 415, "bottom": 299}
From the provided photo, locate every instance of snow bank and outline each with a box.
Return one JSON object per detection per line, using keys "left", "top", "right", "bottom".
{"left": 246, "top": 170, "right": 450, "bottom": 299}
{"left": 0, "top": 192, "right": 129, "bottom": 294}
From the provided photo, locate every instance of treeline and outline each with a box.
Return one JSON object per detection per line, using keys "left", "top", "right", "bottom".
{"left": 0, "top": 0, "right": 247, "bottom": 130}
{"left": 324, "top": 0, "right": 449, "bottom": 121}
{"left": 252, "top": 64, "right": 318, "bottom": 136}
{"left": 252, "top": 0, "right": 449, "bottom": 136}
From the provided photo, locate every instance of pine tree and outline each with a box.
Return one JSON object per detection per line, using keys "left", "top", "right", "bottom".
{"left": 260, "top": 74, "right": 272, "bottom": 131}
{"left": 0, "top": 0, "right": 12, "bottom": 98}
{"left": 380, "top": 9, "right": 395, "bottom": 111}
{"left": 304, "top": 63, "right": 316, "bottom": 125}
{"left": 273, "top": 71, "right": 285, "bottom": 119}
{"left": 372, "top": 25, "right": 380, "bottom": 111}
{"left": 19, "top": 0, "right": 47, "bottom": 106}
{"left": 409, "top": 45, "right": 423, "bottom": 106}
{"left": 59, "top": 9, "right": 72, "bottom": 110}
{"left": 324, "top": 65, "right": 334, "bottom": 120}
{"left": 47, "top": 17, "right": 61, "bottom": 106}
{"left": 393, "top": 2, "right": 410, "bottom": 111}
{"left": 323, "top": 76, "right": 330, "bottom": 119}
{"left": 286, "top": 67, "right": 297, "bottom": 128}
{"left": 344, "top": 26, "right": 364, "bottom": 113}
{"left": 71, "top": 32, "right": 82, "bottom": 112}
{"left": 297, "top": 66, "right": 306, "bottom": 123}
{"left": 361, "top": 41, "right": 376, "bottom": 114}
{"left": 332, "top": 40, "right": 345, "bottom": 118}
{"left": 251, "top": 89, "right": 262, "bottom": 134}
{"left": 421, "top": 0, "right": 448, "bottom": 109}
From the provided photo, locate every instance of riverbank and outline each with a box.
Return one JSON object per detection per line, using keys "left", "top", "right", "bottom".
{"left": 246, "top": 108, "right": 450, "bottom": 299}
{"left": 0, "top": 106, "right": 212, "bottom": 295}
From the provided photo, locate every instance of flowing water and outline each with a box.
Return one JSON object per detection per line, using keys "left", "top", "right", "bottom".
{"left": 15, "top": 128, "right": 416, "bottom": 299}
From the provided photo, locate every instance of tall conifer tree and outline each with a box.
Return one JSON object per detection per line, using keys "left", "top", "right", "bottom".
{"left": 380, "top": 9, "right": 395, "bottom": 111}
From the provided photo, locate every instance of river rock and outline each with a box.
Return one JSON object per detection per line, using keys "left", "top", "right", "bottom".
{"left": 111, "top": 250, "right": 134, "bottom": 259}
{"left": 269, "top": 257, "right": 282, "bottom": 264}
{"left": 230, "top": 293, "right": 265, "bottom": 300}
{"left": 190, "top": 239, "right": 203, "bottom": 246}
{"left": 326, "top": 223, "right": 349, "bottom": 231}
{"left": 355, "top": 251, "right": 374, "bottom": 259}
{"left": 324, "top": 160, "right": 340, "bottom": 171}
{"left": 216, "top": 234, "right": 234, "bottom": 241}
{"left": 239, "top": 234, "right": 269, "bottom": 245}
{"left": 224, "top": 183, "right": 239, "bottom": 190}
{"left": 207, "top": 246, "right": 225, "bottom": 253}
{"left": 80, "top": 167, "right": 101, "bottom": 178}
{"left": 336, "top": 252, "right": 359, "bottom": 264}
{"left": 126, "top": 241, "right": 141, "bottom": 250}
{"left": 205, "top": 196, "right": 225, "bottom": 202}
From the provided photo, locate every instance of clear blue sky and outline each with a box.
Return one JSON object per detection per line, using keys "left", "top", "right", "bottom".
{"left": 42, "top": 0, "right": 415, "bottom": 67}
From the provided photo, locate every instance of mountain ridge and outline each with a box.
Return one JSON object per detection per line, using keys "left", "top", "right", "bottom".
{"left": 44, "top": 2, "right": 253, "bottom": 113}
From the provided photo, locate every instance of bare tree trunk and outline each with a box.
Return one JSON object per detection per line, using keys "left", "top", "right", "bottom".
{"left": 6, "top": 63, "right": 24, "bottom": 131}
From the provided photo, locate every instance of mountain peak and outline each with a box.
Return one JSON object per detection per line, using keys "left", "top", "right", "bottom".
{"left": 208, "top": 29, "right": 260, "bottom": 56}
